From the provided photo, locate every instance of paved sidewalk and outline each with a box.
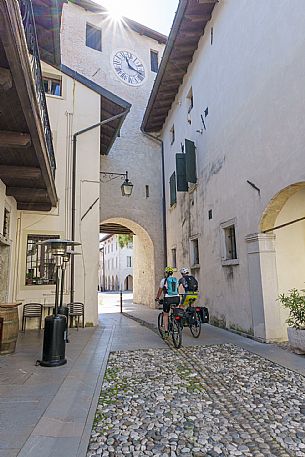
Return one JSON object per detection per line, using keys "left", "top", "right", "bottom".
{"left": 0, "top": 300, "right": 165, "bottom": 457}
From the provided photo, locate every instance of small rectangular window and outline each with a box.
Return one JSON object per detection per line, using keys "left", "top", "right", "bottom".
{"left": 86, "top": 23, "right": 102, "bottom": 51}
{"left": 187, "top": 87, "right": 193, "bottom": 115}
{"left": 171, "top": 248, "right": 177, "bottom": 268}
{"left": 224, "top": 225, "right": 237, "bottom": 260}
{"left": 191, "top": 238, "right": 199, "bottom": 266}
{"left": 3, "top": 208, "right": 10, "bottom": 239}
{"left": 145, "top": 185, "right": 150, "bottom": 198}
{"left": 43, "top": 76, "right": 62, "bottom": 96}
{"left": 150, "top": 50, "right": 159, "bottom": 72}
{"left": 169, "top": 172, "right": 177, "bottom": 207}
{"left": 26, "top": 234, "right": 59, "bottom": 285}
{"left": 170, "top": 125, "right": 175, "bottom": 145}
{"left": 127, "top": 256, "right": 132, "bottom": 267}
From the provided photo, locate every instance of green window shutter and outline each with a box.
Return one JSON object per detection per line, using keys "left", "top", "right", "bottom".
{"left": 169, "top": 172, "right": 177, "bottom": 206}
{"left": 176, "top": 153, "right": 188, "bottom": 191}
{"left": 185, "top": 139, "right": 197, "bottom": 184}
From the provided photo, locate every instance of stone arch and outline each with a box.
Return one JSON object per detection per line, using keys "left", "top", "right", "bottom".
{"left": 257, "top": 182, "right": 305, "bottom": 339}
{"left": 100, "top": 217, "right": 157, "bottom": 306}
{"left": 260, "top": 182, "right": 305, "bottom": 232}
{"left": 124, "top": 275, "right": 133, "bottom": 291}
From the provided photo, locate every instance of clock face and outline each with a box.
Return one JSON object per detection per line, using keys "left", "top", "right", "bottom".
{"left": 112, "top": 51, "right": 146, "bottom": 86}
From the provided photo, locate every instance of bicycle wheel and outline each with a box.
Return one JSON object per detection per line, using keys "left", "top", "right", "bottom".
{"left": 190, "top": 312, "right": 201, "bottom": 338}
{"left": 172, "top": 319, "right": 182, "bottom": 348}
{"left": 158, "top": 312, "right": 164, "bottom": 338}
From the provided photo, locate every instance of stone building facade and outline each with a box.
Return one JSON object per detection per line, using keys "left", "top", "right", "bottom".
{"left": 143, "top": 0, "right": 305, "bottom": 341}
{"left": 61, "top": 0, "right": 167, "bottom": 307}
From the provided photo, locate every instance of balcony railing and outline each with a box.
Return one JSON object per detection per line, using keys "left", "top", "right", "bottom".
{"left": 18, "top": 0, "right": 56, "bottom": 178}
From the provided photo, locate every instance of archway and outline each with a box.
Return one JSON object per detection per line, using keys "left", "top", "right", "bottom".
{"left": 100, "top": 217, "right": 158, "bottom": 307}
{"left": 260, "top": 182, "right": 305, "bottom": 337}
{"left": 124, "top": 275, "right": 133, "bottom": 291}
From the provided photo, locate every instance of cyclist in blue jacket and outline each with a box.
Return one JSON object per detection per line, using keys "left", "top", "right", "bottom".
{"left": 155, "top": 266, "right": 180, "bottom": 337}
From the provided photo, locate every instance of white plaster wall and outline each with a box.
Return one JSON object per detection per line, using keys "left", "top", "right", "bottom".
{"left": 161, "top": 0, "right": 305, "bottom": 336}
{"left": 15, "top": 63, "right": 100, "bottom": 326}
{"left": 61, "top": 2, "right": 166, "bottom": 304}
{"left": 0, "top": 179, "right": 18, "bottom": 304}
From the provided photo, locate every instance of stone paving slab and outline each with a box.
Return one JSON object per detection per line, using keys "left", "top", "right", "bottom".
{"left": 87, "top": 344, "right": 305, "bottom": 457}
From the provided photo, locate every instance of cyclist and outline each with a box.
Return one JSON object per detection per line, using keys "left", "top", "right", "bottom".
{"left": 155, "top": 266, "right": 180, "bottom": 337}
{"left": 178, "top": 267, "right": 199, "bottom": 306}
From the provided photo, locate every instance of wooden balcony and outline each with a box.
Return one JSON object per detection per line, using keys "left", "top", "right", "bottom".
{"left": 0, "top": 0, "right": 64, "bottom": 211}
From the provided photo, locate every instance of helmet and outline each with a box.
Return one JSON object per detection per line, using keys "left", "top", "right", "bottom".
{"left": 180, "top": 267, "right": 189, "bottom": 275}
{"left": 164, "top": 266, "right": 174, "bottom": 274}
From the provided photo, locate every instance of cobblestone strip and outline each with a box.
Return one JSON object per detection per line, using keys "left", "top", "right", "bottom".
{"left": 178, "top": 345, "right": 304, "bottom": 457}
{"left": 87, "top": 344, "right": 305, "bottom": 457}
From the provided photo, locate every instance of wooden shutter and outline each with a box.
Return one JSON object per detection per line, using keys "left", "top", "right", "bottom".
{"left": 169, "top": 172, "right": 177, "bottom": 206}
{"left": 185, "top": 139, "right": 197, "bottom": 184}
{"left": 176, "top": 153, "right": 188, "bottom": 191}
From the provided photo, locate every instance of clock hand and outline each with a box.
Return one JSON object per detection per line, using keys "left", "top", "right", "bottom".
{"left": 125, "top": 57, "right": 143, "bottom": 75}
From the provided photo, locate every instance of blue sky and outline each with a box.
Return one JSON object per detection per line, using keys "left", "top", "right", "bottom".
{"left": 96, "top": 0, "right": 179, "bottom": 35}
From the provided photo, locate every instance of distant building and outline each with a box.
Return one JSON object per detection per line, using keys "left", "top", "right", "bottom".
{"left": 99, "top": 235, "right": 133, "bottom": 292}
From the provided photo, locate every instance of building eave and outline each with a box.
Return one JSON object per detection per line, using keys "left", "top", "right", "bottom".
{"left": 142, "top": 0, "right": 218, "bottom": 133}
{"left": 32, "top": 0, "right": 67, "bottom": 66}
{"left": 69, "top": 0, "right": 167, "bottom": 44}
{"left": 61, "top": 65, "right": 131, "bottom": 155}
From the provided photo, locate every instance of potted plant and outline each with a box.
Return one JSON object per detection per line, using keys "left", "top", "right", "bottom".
{"left": 278, "top": 288, "right": 305, "bottom": 354}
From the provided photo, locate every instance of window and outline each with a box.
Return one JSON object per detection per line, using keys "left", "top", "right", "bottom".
{"left": 145, "top": 185, "right": 150, "bottom": 198}
{"left": 3, "top": 208, "right": 10, "bottom": 239}
{"left": 171, "top": 248, "right": 177, "bottom": 269}
{"left": 86, "top": 23, "right": 102, "bottom": 51}
{"left": 150, "top": 50, "right": 159, "bottom": 72}
{"left": 187, "top": 87, "right": 193, "bottom": 122}
{"left": 170, "top": 125, "right": 175, "bottom": 145}
{"left": 220, "top": 220, "right": 239, "bottom": 265}
{"left": 43, "top": 76, "right": 62, "bottom": 96}
{"left": 224, "top": 225, "right": 237, "bottom": 260}
{"left": 25, "top": 234, "right": 59, "bottom": 285}
{"left": 191, "top": 238, "right": 199, "bottom": 266}
{"left": 169, "top": 172, "right": 177, "bottom": 207}
{"left": 127, "top": 256, "right": 132, "bottom": 267}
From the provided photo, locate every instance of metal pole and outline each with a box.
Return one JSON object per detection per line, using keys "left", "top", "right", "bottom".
{"left": 120, "top": 290, "right": 123, "bottom": 313}
{"left": 70, "top": 110, "right": 130, "bottom": 305}
{"left": 54, "top": 266, "right": 60, "bottom": 316}
{"left": 60, "top": 267, "right": 65, "bottom": 308}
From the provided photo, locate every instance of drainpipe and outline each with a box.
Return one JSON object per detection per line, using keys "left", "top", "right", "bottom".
{"left": 141, "top": 130, "right": 167, "bottom": 266}
{"left": 70, "top": 110, "right": 130, "bottom": 304}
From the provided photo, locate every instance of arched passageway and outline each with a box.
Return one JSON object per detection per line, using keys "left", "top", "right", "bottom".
{"left": 259, "top": 182, "right": 305, "bottom": 338}
{"left": 124, "top": 275, "right": 133, "bottom": 291}
{"left": 100, "top": 217, "right": 157, "bottom": 307}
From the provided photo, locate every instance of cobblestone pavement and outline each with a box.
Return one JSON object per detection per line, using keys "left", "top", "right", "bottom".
{"left": 87, "top": 344, "right": 305, "bottom": 457}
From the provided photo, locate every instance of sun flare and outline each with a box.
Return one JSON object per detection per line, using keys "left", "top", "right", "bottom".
{"left": 107, "top": 4, "right": 123, "bottom": 22}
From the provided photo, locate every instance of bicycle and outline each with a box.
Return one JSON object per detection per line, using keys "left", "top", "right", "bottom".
{"left": 157, "top": 301, "right": 183, "bottom": 348}
{"left": 180, "top": 294, "right": 202, "bottom": 338}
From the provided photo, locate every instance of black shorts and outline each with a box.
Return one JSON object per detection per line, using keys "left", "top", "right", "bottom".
{"left": 163, "top": 296, "right": 180, "bottom": 313}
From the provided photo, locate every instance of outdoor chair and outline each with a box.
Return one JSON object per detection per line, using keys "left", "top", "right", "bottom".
{"left": 22, "top": 303, "right": 43, "bottom": 332}
{"left": 67, "top": 302, "right": 84, "bottom": 330}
